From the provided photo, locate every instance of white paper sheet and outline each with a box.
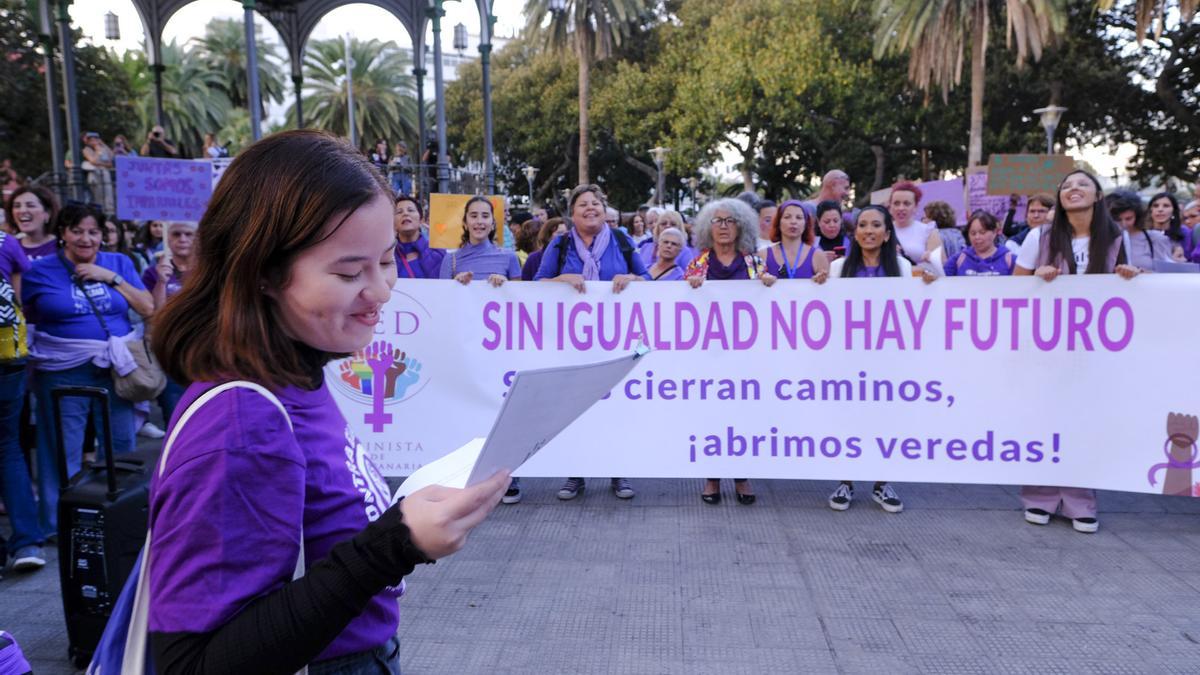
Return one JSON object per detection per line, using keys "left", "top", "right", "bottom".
{"left": 394, "top": 345, "right": 650, "bottom": 499}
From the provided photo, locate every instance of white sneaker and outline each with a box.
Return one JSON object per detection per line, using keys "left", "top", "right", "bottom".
{"left": 11, "top": 546, "right": 46, "bottom": 572}
{"left": 1024, "top": 508, "right": 1051, "bottom": 525}
{"left": 828, "top": 483, "right": 853, "bottom": 511}
{"left": 1072, "top": 517, "right": 1099, "bottom": 534}
{"left": 138, "top": 422, "right": 166, "bottom": 439}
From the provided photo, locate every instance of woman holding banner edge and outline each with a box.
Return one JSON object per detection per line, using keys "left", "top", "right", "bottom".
{"left": 439, "top": 196, "right": 520, "bottom": 285}
{"left": 827, "top": 205, "right": 936, "bottom": 514}
{"left": 535, "top": 184, "right": 646, "bottom": 502}
{"left": 686, "top": 198, "right": 776, "bottom": 505}
{"left": 141, "top": 131, "right": 508, "bottom": 672}
{"left": 1014, "top": 168, "right": 1138, "bottom": 534}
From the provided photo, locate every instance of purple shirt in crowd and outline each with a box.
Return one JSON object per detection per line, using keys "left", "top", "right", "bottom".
{"left": 20, "top": 239, "right": 58, "bottom": 262}
{"left": 141, "top": 264, "right": 184, "bottom": 298}
{"left": 943, "top": 247, "right": 1015, "bottom": 277}
{"left": 638, "top": 238, "right": 695, "bottom": 270}
{"left": 521, "top": 248, "right": 545, "bottom": 281}
{"left": 21, "top": 252, "right": 145, "bottom": 340}
{"left": 763, "top": 244, "right": 817, "bottom": 279}
{"left": 394, "top": 235, "right": 445, "bottom": 279}
{"left": 855, "top": 266, "right": 886, "bottom": 278}
{"left": 439, "top": 241, "right": 521, "bottom": 279}
{"left": 648, "top": 262, "right": 684, "bottom": 281}
{"left": 148, "top": 380, "right": 399, "bottom": 662}
{"left": 0, "top": 232, "right": 31, "bottom": 284}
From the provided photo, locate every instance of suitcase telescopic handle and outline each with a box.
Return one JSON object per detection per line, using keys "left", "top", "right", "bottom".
{"left": 51, "top": 385, "right": 118, "bottom": 499}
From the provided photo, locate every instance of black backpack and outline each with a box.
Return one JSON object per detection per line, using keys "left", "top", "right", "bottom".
{"left": 554, "top": 227, "right": 638, "bottom": 276}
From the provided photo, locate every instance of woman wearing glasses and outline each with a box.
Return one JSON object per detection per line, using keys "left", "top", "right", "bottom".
{"left": 684, "top": 198, "right": 775, "bottom": 506}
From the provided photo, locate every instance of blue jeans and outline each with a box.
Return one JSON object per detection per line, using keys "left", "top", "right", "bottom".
{"left": 390, "top": 174, "right": 412, "bottom": 197}
{"left": 309, "top": 636, "right": 400, "bottom": 675}
{"left": 34, "top": 364, "right": 135, "bottom": 536}
{"left": 158, "top": 376, "right": 186, "bottom": 425}
{"left": 1, "top": 364, "right": 42, "bottom": 551}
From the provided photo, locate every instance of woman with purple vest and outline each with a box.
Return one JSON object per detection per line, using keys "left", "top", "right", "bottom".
{"left": 943, "top": 211, "right": 1015, "bottom": 276}
{"left": 759, "top": 200, "right": 831, "bottom": 283}
{"left": 145, "top": 131, "right": 508, "bottom": 672}
{"left": 393, "top": 195, "right": 445, "bottom": 279}
{"left": 1014, "top": 169, "right": 1138, "bottom": 534}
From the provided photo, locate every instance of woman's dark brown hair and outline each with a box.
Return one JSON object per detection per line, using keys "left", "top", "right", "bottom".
{"left": 537, "top": 217, "right": 565, "bottom": 250}
{"left": 153, "top": 130, "right": 390, "bottom": 389}
{"left": 4, "top": 185, "right": 60, "bottom": 237}
{"left": 458, "top": 196, "right": 497, "bottom": 246}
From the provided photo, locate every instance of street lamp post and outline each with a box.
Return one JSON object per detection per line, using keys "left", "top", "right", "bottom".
{"left": 428, "top": 0, "right": 453, "bottom": 194}
{"left": 244, "top": 0, "right": 262, "bottom": 141}
{"left": 522, "top": 166, "right": 538, "bottom": 207}
{"left": 1033, "top": 104, "right": 1067, "bottom": 155}
{"left": 688, "top": 177, "right": 698, "bottom": 209}
{"left": 344, "top": 33, "right": 356, "bottom": 148}
{"left": 651, "top": 146, "right": 669, "bottom": 206}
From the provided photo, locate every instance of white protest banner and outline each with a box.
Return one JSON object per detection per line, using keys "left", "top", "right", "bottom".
{"left": 324, "top": 277, "right": 1200, "bottom": 498}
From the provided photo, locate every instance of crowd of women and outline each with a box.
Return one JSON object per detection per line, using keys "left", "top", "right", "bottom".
{"left": 1, "top": 185, "right": 195, "bottom": 572}
{"left": 386, "top": 170, "right": 1199, "bottom": 535}
{"left": 1, "top": 162, "right": 1198, "bottom": 579}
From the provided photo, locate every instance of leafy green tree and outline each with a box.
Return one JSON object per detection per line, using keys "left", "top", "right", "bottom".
{"left": 119, "top": 43, "right": 230, "bottom": 157}
{"left": 291, "top": 37, "right": 419, "bottom": 152}
{"left": 522, "top": 0, "right": 657, "bottom": 184}
{"left": 0, "top": 0, "right": 138, "bottom": 175}
{"left": 192, "top": 18, "right": 286, "bottom": 118}
{"left": 870, "top": 0, "right": 1067, "bottom": 166}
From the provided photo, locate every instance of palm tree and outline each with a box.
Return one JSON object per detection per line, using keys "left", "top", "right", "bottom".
{"left": 523, "top": 0, "right": 655, "bottom": 184}
{"left": 192, "top": 18, "right": 286, "bottom": 118}
{"left": 871, "top": 0, "right": 1066, "bottom": 167}
{"left": 292, "top": 37, "right": 420, "bottom": 151}
{"left": 1097, "top": 0, "right": 1196, "bottom": 41}
{"left": 119, "top": 42, "right": 231, "bottom": 157}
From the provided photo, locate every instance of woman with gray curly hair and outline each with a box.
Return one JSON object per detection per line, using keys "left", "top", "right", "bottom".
{"left": 685, "top": 199, "right": 766, "bottom": 281}
{"left": 684, "top": 198, "right": 775, "bottom": 506}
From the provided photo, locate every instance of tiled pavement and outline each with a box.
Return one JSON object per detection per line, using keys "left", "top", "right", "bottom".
{"left": 3, "top": 478, "right": 1199, "bottom": 674}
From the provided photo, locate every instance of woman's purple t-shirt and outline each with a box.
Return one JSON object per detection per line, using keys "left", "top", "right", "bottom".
{"left": 20, "top": 238, "right": 57, "bottom": 262}
{"left": 148, "top": 380, "right": 399, "bottom": 661}
{"left": 0, "top": 233, "right": 31, "bottom": 283}
{"left": 141, "top": 264, "right": 183, "bottom": 298}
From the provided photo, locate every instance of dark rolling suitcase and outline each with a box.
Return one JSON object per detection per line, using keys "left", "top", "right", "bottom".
{"left": 52, "top": 386, "right": 157, "bottom": 669}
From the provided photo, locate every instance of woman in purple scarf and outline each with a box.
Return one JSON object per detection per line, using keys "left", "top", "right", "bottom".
{"left": 393, "top": 195, "right": 445, "bottom": 279}
{"left": 530, "top": 185, "right": 647, "bottom": 503}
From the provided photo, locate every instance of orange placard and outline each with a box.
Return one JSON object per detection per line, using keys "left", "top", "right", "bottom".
{"left": 428, "top": 194, "right": 507, "bottom": 248}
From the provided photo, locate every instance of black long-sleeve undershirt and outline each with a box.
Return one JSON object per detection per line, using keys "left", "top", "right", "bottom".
{"left": 150, "top": 504, "right": 432, "bottom": 675}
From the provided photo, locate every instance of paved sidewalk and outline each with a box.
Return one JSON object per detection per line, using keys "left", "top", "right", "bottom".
{"left": 4, "top": 478, "right": 1199, "bottom": 674}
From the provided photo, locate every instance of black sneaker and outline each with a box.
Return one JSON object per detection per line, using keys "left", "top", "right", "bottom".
{"left": 872, "top": 483, "right": 903, "bottom": 513}
{"left": 501, "top": 479, "right": 521, "bottom": 504}
{"left": 828, "top": 483, "right": 853, "bottom": 511}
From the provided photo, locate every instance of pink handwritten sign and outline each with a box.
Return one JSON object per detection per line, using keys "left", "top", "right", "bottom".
{"left": 116, "top": 155, "right": 212, "bottom": 222}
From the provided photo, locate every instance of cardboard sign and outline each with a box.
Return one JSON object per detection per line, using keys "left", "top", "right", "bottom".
{"left": 968, "top": 168, "right": 1025, "bottom": 224}
{"left": 116, "top": 156, "right": 212, "bottom": 222}
{"left": 428, "top": 194, "right": 508, "bottom": 248}
{"left": 986, "top": 154, "right": 1074, "bottom": 195}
